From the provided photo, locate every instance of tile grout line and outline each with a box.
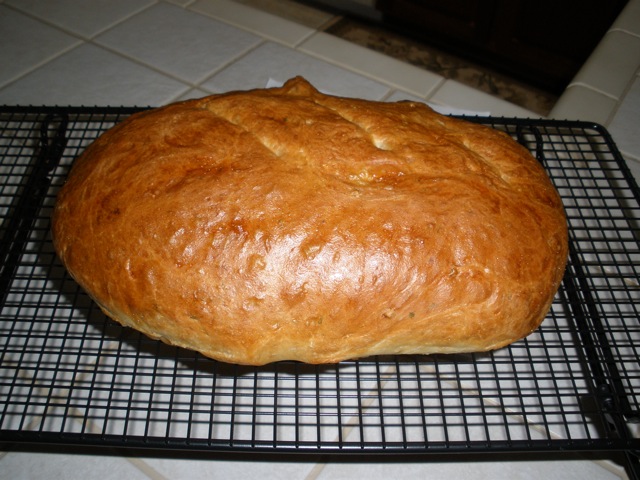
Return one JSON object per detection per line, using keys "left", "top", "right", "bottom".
{"left": 188, "top": 39, "right": 270, "bottom": 92}
{"left": 40, "top": 342, "right": 170, "bottom": 480}
{"left": 0, "top": 4, "right": 85, "bottom": 92}
{"left": 83, "top": 3, "right": 269, "bottom": 98}
{"left": 302, "top": 362, "right": 401, "bottom": 480}
{"left": 295, "top": 31, "right": 447, "bottom": 100}
{"left": 421, "top": 76, "right": 448, "bottom": 103}
{"left": 85, "top": 0, "right": 162, "bottom": 40}
{"left": 292, "top": 26, "right": 324, "bottom": 49}
{"left": 563, "top": 82, "right": 622, "bottom": 101}
{"left": 0, "top": 0, "right": 171, "bottom": 103}
{"left": 605, "top": 63, "right": 640, "bottom": 126}
{"left": 187, "top": 0, "right": 315, "bottom": 49}
{"left": 81, "top": 34, "right": 250, "bottom": 96}
{"left": 60, "top": 414, "right": 170, "bottom": 480}
{"left": 609, "top": 27, "right": 640, "bottom": 40}
{"left": 315, "top": 13, "right": 345, "bottom": 33}
{"left": 20, "top": 1, "right": 275, "bottom": 103}
{"left": 303, "top": 461, "right": 328, "bottom": 480}
{"left": 13, "top": 338, "right": 124, "bottom": 439}
{"left": 288, "top": 10, "right": 343, "bottom": 49}
{"left": 2, "top": 0, "right": 281, "bottom": 105}
{"left": 162, "top": 0, "right": 195, "bottom": 7}
{"left": 2, "top": 0, "right": 420, "bottom": 105}
{"left": 0, "top": 48, "right": 85, "bottom": 96}
{"left": 2, "top": 0, "right": 160, "bottom": 42}
{"left": 126, "top": 457, "right": 171, "bottom": 480}
{"left": 415, "top": 362, "right": 630, "bottom": 479}
{"left": 307, "top": 19, "right": 555, "bottom": 115}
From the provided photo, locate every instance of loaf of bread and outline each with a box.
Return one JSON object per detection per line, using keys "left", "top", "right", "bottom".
{"left": 52, "top": 76, "right": 568, "bottom": 365}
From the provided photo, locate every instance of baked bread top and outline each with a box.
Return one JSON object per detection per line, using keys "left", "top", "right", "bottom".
{"left": 52, "top": 76, "right": 568, "bottom": 365}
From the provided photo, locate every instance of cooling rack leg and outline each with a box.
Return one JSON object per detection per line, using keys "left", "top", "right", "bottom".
{"left": 0, "top": 113, "right": 68, "bottom": 304}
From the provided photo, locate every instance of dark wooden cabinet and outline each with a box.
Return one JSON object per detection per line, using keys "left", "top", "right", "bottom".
{"left": 376, "top": 0, "right": 628, "bottom": 93}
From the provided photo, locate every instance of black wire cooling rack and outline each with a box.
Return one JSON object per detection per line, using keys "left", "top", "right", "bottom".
{"left": 1, "top": 106, "right": 639, "bottom": 477}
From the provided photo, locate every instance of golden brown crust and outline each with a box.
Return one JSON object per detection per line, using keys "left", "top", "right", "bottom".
{"left": 51, "top": 76, "right": 568, "bottom": 365}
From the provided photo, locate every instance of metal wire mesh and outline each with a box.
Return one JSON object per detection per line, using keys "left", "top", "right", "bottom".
{"left": 0, "top": 108, "right": 638, "bottom": 469}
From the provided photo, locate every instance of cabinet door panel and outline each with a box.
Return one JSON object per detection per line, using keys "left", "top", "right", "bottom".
{"left": 377, "top": 0, "right": 496, "bottom": 42}
{"left": 376, "top": 0, "right": 628, "bottom": 92}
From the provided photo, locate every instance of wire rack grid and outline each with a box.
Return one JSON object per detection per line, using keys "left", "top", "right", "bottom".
{"left": 0, "top": 106, "right": 638, "bottom": 475}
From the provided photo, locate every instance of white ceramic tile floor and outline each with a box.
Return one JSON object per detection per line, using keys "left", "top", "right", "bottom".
{"left": 609, "top": 76, "right": 640, "bottom": 162}
{"left": 5, "top": 0, "right": 156, "bottom": 38}
{"left": 234, "top": 0, "right": 335, "bottom": 29}
{"left": 550, "top": 84, "right": 620, "bottom": 124}
{"left": 549, "top": 0, "right": 640, "bottom": 181}
{"left": 191, "top": 0, "right": 317, "bottom": 47}
{"left": 0, "top": 449, "right": 153, "bottom": 480}
{"left": 0, "top": 0, "right": 637, "bottom": 479}
{"left": 140, "top": 454, "right": 320, "bottom": 480}
{"left": 570, "top": 31, "right": 640, "bottom": 100}
{"left": 201, "top": 41, "right": 392, "bottom": 99}
{"left": 428, "top": 79, "right": 538, "bottom": 118}
{"left": 297, "top": 31, "right": 444, "bottom": 98}
{"left": 314, "top": 457, "right": 624, "bottom": 480}
{"left": 0, "top": 43, "right": 189, "bottom": 106}
{"left": 0, "top": 5, "right": 81, "bottom": 87}
{"left": 611, "top": 0, "right": 640, "bottom": 35}
{"left": 95, "top": 2, "right": 263, "bottom": 84}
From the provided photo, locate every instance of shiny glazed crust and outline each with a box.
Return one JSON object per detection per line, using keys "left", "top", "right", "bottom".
{"left": 52, "top": 77, "right": 568, "bottom": 365}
